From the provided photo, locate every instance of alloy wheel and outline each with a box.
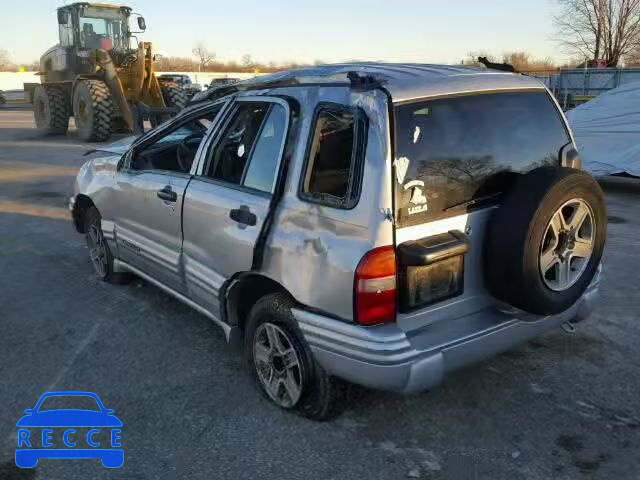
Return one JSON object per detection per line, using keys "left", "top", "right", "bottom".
{"left": 253, "top": 322, "right": 303, "bottom": 408}
{"left": 539, "top": 198, "right": 595, "bottom": 291}
{"left": 86, "top": 224, "right": 108, "bottom": 278}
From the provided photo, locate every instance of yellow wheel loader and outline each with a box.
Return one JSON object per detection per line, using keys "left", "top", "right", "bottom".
{"left": 32, "top": 3, "right": 186, "bottom": 142}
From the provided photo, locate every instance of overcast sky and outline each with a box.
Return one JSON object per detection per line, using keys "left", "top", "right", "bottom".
{"left": 1, "top": 0, "right": 569, "bottom": 65}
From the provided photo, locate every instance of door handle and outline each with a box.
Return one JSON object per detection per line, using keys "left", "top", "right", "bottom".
{"left": 157, "top": 185, "right": 177, "bottom": 202}
{"left": 229, "top": 205, "right": 257, "bottom": 226}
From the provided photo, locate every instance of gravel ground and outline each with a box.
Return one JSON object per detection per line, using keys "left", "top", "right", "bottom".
{"left": 0, "top": 108, "right": 638, "bottom": 480}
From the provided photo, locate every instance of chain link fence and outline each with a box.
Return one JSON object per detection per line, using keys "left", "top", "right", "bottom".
{"left": 521, "top": 68, "right": 640, "bottom": 110}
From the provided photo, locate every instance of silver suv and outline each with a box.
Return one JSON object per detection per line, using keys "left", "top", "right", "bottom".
{"left": 71, "top": 64, "right": 606, "bottom": 419}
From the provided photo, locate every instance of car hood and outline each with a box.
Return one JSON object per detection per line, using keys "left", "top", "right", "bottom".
{"left": 16, "top": 410, "right": 123, "bottom": 427}
{"left": 85, "top": 135, "right": 137, "bottom": 156}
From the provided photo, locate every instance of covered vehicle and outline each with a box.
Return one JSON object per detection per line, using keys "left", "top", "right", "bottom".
{"left": 567, "top": 82, "right": 640, "bottom": 177}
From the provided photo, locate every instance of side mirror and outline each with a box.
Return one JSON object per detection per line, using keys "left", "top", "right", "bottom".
{"left": 57, "top": 10, "right": 69, "bottom": 25}
{"left": 105, "top": 409, "right": 115, "bottom": 414}
{"left": 137, "top": 16, "right": 146, "bottom": 31}
{"left": 203, "top": 84, "right": 209, "bottom": 89}
{"left": 24, "top": 409, "right": 34, "bottom": 414}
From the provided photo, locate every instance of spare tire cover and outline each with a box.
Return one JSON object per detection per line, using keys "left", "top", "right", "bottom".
{"left": 484, "top": 166, "right": 606, "bottom": 316}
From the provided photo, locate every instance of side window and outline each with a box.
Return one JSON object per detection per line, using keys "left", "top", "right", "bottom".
{"left": 206, "top": 102, "right": 288, "bottom": 193}
{"left": 130, "top": 106, "right": 221, "bottom": 173}
{"left": 207, "top": 103, "right": 269, "bottom": 184}
{"left": 59, "top": 14, "right": 74, "bottom": 47}
{"left": 301, "top": 105, "right": 365, "bottom": 209}
{"left": 243, "top": 104, "right": 287, "bottom": 192}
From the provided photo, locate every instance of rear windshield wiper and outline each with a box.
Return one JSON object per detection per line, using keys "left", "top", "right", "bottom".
{"left": 443, "top": 192, "right": 503, "bottom": 212}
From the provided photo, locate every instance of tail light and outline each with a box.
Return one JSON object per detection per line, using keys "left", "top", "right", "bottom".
{"left": 354, "top": 246, "right": 397, "bottom": 326}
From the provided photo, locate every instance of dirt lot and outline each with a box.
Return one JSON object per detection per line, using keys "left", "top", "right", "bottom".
{"left": 0, "top": 107, "right": 638, "bottom": 480}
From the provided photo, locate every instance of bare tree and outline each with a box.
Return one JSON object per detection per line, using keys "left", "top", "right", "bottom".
{"left": 192, "top": 43, "right": 215, "bottom": 69}
{"left": 241, "top": 54, "right": 254, "bottom": 68}
{"left": 502, "top": 52, "right": 557, "bottom": 72}
{"left": 554, "top": 0, "right": 640, "bottom": 66}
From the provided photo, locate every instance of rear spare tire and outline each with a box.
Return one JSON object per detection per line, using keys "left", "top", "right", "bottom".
{"left": 485, "top": 167, "right": 606, "bottom": 316}
{"left": 73, "top": 80, "right": 113, "bottom": 142}
{"left": 33, "top": 85, "right": 69, "bottom": 135}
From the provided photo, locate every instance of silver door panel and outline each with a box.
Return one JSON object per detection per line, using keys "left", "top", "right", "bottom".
{"left": 114, "top": 171, "right": 189, "bottom": 292}
{"left": 182, "top": 178, "right": 271, "bottom": 310}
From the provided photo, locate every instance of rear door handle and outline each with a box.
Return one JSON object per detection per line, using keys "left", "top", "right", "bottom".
{"left": 229, "top": 205, "right": 257, "bottom": 226}
{"left": 157, "top": 185, "right": 177, "bottom": 202}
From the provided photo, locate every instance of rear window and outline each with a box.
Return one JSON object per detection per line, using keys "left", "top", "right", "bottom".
{"left": 393, "top": 91, "right": 570, "bottom": 226}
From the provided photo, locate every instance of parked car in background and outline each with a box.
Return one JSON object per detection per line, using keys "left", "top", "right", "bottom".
{"left": 204, "top": 77, "right": 241, "bottom": 89}
{"left": 157, "top": 74, "right": 202, "bottom": 99}
{"left": 189, "top": 78, "right": 242, "bottom": 104}
{"left": 70, "top": 64, "right": 606, "bottom": 420}
{"left": 0, "top": 90, "right": 6, "bottom": 105}
{"left": 188, "top": 82, "right": 240, "bottom": 105}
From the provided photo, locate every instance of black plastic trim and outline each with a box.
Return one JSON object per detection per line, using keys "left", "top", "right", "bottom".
{"left": 397, "top": 230, "right": 469, "bottom": 267}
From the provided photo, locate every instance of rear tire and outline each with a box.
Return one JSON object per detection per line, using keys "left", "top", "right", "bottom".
{"left": 73, "top": 80, "right": 113, "bottom": 142}
{"left": 33, "top": 85, "right": 69, "bottom": 135}
{"left": 244, "top": 293, "right": 348, "bottom": 421}
{"left": 83, "top": 206, "right": 132, "bottom": 284}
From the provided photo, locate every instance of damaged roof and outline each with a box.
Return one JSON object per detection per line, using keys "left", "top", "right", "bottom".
{"left": 233, "top": 63, "right": 546, "bottom": 103}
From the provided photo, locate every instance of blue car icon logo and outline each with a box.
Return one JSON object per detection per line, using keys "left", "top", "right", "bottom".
{"left": 15, "top": 391, "right": 123, "bottom": 468}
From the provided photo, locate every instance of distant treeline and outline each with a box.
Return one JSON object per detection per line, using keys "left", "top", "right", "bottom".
{"left": 154, "top": 56, "right": 310, "bottom": 73}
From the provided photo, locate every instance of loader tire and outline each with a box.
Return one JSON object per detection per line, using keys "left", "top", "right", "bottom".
{"left": 149, "top": 82, "right": 188, "bottom": 128}
{"left": 33, "top": 85, "right": 69, "bottom": 135}
{"left": 73, "top": 80, "right": 113, "bottom": 142}
{"left": 161, "top": 82, "right": 187, "bottom": 111}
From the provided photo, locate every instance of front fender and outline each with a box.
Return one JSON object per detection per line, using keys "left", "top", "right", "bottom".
{"left": 71, "top": 154, "right": 121, "bottom": 231}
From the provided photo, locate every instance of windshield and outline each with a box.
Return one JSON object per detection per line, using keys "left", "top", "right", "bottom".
{"left": 78, "top": 6, "right": 129, "bottom": 51}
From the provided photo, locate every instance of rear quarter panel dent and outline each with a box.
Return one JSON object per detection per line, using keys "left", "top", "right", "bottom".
{"left": 258, "top": 89, "right": 394, "bottom": 321}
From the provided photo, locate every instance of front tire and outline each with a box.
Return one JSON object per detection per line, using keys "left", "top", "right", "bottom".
{"left": 84, "top": 207, "right": 131, "bottom": 284}
{"left": 244, "top": 293, "right": 347, "bottom": 420}
{"left": 33, "top": 85, "right": 69, "bottom": 135}
{"left": 73, "top": 80, "right": 113, "bottom": 142}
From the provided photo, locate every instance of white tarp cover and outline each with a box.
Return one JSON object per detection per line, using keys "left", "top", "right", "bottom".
{"left": 566, "top": 82, "right": 640, "bottom": 177}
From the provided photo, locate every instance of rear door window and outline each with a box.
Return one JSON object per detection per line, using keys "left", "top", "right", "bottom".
{"left": 207, "top": 103, "right": 270, "bottom": 185}
{"left": 205, "top": 102, "right": 288, "bottom": 193}
{"left": 393, "top": 91, "right": 570, "bottom": 226}
{"left": 243, "top": 104, "right": 288, "bottom": 192}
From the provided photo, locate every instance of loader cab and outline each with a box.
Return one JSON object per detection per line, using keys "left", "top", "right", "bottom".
{"left": 57, "top": 3, "right": 137, "bottom": 52}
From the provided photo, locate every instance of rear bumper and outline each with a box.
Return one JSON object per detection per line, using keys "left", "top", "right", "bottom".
{"left": 293, "top": 272, "right": 600, "bottom": 394}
